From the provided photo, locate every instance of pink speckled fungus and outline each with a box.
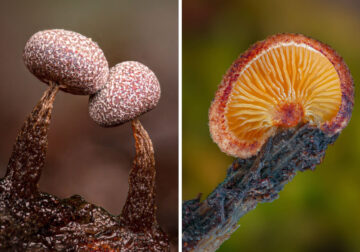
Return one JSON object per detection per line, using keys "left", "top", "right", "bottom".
{"left": 23, "top": 29, "right": 109, "bottom": 95}
{"left": 89, "top": 61, "right": 161, "bottom": 127}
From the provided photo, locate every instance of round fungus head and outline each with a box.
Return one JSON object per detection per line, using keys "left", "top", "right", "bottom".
{"left": 89, "top": 61, "right": 161, "bottom": 127}
{"left": 209, "top": 33, "right": 354, "bottom": 158}
{"left": 23, "top": 29, "right": 109, "bottom": 95}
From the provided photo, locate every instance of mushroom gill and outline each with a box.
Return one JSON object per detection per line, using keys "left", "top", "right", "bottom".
{"left": 225, "top": 43, "right": 341, "bottom": 146}
{"left": 225, "top": 42, "right": 341, "bottom": 145}
{"left": 209, "top": 33, "right": 354, "bottom": 159}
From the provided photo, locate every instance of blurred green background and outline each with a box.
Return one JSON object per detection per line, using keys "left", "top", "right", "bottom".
{"left": 183, "top": 0, "right": 360, "bottom": 251}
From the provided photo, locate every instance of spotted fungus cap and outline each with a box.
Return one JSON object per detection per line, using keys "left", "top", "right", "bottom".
{"left": 23, "top": 29, "right": 109, "bottom": 95}
{"left": 209, "top": 33, "right": 354, "bottom": 158}
{"left": 89, "top": 61, "right": 161, "bottom": 127}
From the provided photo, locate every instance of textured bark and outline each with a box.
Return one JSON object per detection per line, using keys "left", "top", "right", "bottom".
{"left": 183, "top": 124, "right": 338, "bottom": 252}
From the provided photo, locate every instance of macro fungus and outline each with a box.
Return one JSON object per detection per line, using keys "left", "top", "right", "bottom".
{"left": 1, "top": 30, "right": 169, "bottom": 251}
{"left": 88, "top": 60, "right": 166, "bottom": 242}
{"left": 23, "top": 29, "right": 109, "bottom": 95}
{"left": 3, "top": 29, "right": 110, "bottom": 195}
{"left": 209, "top": 33, "right": 353, "bottom": 158}
{"left": 183, "top": 33, "right": 354, "bottom": 251}
{"left": 89, "top": 61, "right": 161, "bottom": 126}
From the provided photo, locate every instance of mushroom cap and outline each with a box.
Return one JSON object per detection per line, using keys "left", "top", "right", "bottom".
{"left": 23, "top": 29, "right": 109, "bottom": 95}
{"left": 89, "top": 61, "right": 161, "bottom": 127}
{"left": 209, "top": 33, "right": 354, "bottom": 158}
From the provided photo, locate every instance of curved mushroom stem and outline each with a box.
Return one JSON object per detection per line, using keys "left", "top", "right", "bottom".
{"left": 120, "top": 118, "right": 157, "bottom": 231}
{"left": 5, "top": 82, "right": 59, "bottom": 196}
{"left": 182, "top": 124, "right": 339, "bottom": 252}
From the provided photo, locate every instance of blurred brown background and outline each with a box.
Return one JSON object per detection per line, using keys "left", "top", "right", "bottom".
{"left": 183, "top": 0, "right": 360, "bottom": 251}
{"left": 0, "top": 0, "right": 178, "bottom": 249}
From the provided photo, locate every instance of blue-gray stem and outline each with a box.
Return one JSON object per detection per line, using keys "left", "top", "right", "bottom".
{"left": 182, "top": 124, "right": 338, "bottom": 251}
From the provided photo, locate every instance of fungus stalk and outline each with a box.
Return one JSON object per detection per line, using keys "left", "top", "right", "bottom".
{"left": 121, "top": 119, "right": 157, "bottom": 231}
{"left": 0, "top": 102, "right": 169, "bottom": 251}
{"left": 5, "top": 82, "right": 59, "bottom": 196}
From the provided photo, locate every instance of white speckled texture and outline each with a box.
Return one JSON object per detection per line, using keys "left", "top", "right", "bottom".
{"left": 23, "top": 29, "right": 109, "bottom": 95}
{"left": 89, "top": 61, "right": 161, "bottom": 127}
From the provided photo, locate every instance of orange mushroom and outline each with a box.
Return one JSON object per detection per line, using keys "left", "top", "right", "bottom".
{"left": 209, "top": 33, "right": 354, "bottom": 158}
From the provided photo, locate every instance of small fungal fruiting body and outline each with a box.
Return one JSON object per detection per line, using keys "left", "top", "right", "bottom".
{"left": 89, "top": 61, "right": 161, "bottom": 126}
{"left": 183, "top": 34, "right": 354, "bottom": 251}
{"left": 1, "top": 29, "right": 169, "bottom": 251}
{"left": 209, "top": 33, "right": 354, "bottom": 158}
{"left": 23, "top": 29, "right": 109, "bottom": 95}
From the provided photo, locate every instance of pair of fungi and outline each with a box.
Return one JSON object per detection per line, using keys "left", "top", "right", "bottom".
{"left": 209, "top": 33, "right": 353, "bottom": 159}
{"left": 23, "top": 29, "right": 160, "bottom": 126}
{"left": 1, "top": 29, "right": 166, "bottom": 249}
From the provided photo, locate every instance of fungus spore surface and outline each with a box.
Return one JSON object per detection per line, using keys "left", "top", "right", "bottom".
{"left": 23, "top": 29, "right": 109, "bottom": 95}
{"left": 209, "top": 34, "right": 354, "bottom": 158}
{"left": 89, "top": 61, "right": 161, "bottom": 127}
